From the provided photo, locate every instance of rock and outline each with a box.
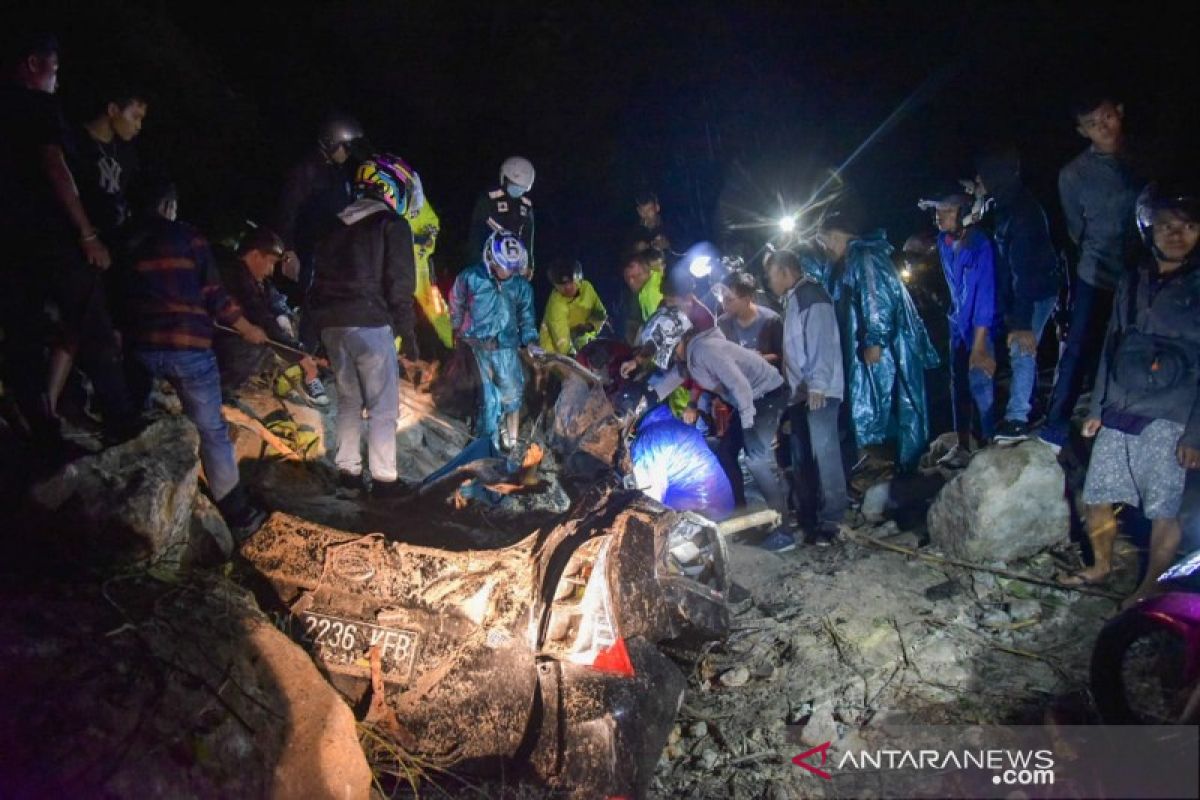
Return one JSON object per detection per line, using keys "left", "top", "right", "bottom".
{"left": 0, "top": 576, "right": 371, "bottom": 799}
{"left": 719, "top": 666, "right": 750, "bottom": 687}
{"left": 979, "top": 607, "right": 1010, "bottom": 628}
{"left": 700, "top": 749, "right": 720, "bottom": 770}
{"left": 861, "top": 481, "right": 891, "bottom": 522}
{"left": 548, "top": 377, "right": 621, "bottom": 482}
{"left": 689, "top": 721, "right": 708, "bottom": 739}
{"left": 927, "top": 441, "right": 1068, "bottom": 563}
{"left": 31, "top": 416, "right": 204, "bottom": 568}
{"left": 883, "top": 530, "right": 920, "bottom": 550}
{"left": 1007, "top": 599, "right": 1042, "bottom": 622}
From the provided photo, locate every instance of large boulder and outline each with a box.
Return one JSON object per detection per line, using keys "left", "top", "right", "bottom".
{"left": 927, "top": 441, "right": 1069, "bottom": 563}
{"left": 31, "top": 415, "right": 226, "bottom": 569}
{"left": 0, "top": 575, "right": 371, "bottom": 799}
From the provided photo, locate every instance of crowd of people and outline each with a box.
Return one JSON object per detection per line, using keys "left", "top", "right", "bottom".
{"left": 2, "top": 32, "right": 1198, "bottom": 607}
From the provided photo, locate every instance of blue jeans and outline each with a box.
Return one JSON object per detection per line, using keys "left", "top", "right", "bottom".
{"left": 1004, "top": 296, "right": 1056, "bottom": 423}
{"left": 135, "top": 349, "right": 239, "bottom": 501}
{"left": 950, "top": 335, "right": 995, "bottom": 440}
{"left": 1046, "top": 279, "right": 1113, "bottom": 429}
{"left": 322, "top": 326, "right": 399, "bottom": 482}
{"left": 723, "top": 386, "right": 791, "bottom": 523}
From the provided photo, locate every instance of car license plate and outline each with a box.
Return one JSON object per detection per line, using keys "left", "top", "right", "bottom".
{"left": 299, "top": 612, "right": 419, "bottom": 682}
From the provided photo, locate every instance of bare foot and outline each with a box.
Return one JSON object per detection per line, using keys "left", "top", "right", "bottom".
{"left": 1056, "top": 566, "right": 1111, "bottom": 587}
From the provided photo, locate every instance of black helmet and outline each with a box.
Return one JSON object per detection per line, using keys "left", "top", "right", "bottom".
{"left": 548, "top": 257, "right": 583, "bottom": 285}
{"left": 1135, "top": 181, "right": 1200, "bottom": 248}
{"left": 318, "top": 113, "right": 365, "bottom": 156}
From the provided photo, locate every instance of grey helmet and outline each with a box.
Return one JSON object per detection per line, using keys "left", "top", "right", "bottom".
{"left": 318, "top": 113, "right": 365, "bottom": 157}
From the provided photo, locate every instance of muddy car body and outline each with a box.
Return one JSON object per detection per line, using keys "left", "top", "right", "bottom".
{"left": 240, "top": 487, "right": 729, "bottom": 796}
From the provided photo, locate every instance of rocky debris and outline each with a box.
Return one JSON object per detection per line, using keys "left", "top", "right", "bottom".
{"left": 30, "top": 415, "right": 229, "bottom": 571}
{"left": 651, "top": 520, "right": 1122, "bottom": 799}
{"left": 927, "top": 440, "right": 1069, "bottom": 563}
{"left": 0, "top": 574, "right": 371, "bottom": 799}
{"left": 547, "top": 377, "right": 623, "bottom": 482}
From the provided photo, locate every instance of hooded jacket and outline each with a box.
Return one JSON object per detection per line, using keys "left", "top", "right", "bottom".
{"left": 937, "top": 226, "right": 1000, "bottom": 342}
{"left": 308, "top": 198, "right": 418, "bottom": 358}
{"left": 977, "top": 156, "right": 1061, "bottom": 330}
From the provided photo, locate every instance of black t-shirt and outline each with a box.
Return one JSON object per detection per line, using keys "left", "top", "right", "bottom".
{"left": 68, "top": 127, "right": 138, "bottom": 239}
{"left": 0, "top": 83, "right": 71, "bottom": 242}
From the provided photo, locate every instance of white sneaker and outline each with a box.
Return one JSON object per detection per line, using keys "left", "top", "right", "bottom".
{"left": 936, "top": 444, "right": 971, "bottom": 470}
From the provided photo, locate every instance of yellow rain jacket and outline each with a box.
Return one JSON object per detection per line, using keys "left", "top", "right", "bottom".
{"left": 538, "top": 279, "right": 608, "bottom": 354}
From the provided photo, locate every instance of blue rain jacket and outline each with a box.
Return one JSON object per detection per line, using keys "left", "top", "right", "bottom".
{"left": 450, "top": 262, "right": 538, "bottom": 348}
{"left": 828, "top": 233, "right": 940, "bottom": 470}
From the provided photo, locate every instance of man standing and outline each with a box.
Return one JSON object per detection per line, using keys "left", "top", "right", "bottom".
{"left": 47, "top": 87, "right": 149, "bottom": 418}
{"left": 1041, "top": 90, "right": 1142, "bottom": 452}
{"left": 716, "top": 271, "right": 783, "bottom": 367}
{"left": 0, "top": 33, "right": 135, "bottom": 457}
{"left": 921, "top": 190, "right": 1001, "bottom": 467}
{"left": 121, "top": 178, "right": 268, "bottom": 538}
{"left": 764, "top": 250, "right": 848, "bottom": 543}
{"left": 1063, "top": 184, "right": 1200, "bottom": 606}
{"left": 309, "top": 154, "right": 418, "bottom": 498}
{"left": 628, "top": 190, "right": 682, "bottom": 261}
{"left": 467, "top": 156, "right": 536, "bottom": 269}
{"left": 975, "top": 147, "right": 1063, "bottom": 442}
{"left": 274, "top": 113, "right": 368, "bottom": 349}
{"left": 451, "top": 232, "right": 542, "bottom": 451}
{"left": 817, "top": 211, "right": 939, "bottom": 472}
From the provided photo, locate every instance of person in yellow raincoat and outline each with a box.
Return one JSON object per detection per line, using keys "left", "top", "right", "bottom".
{"left": 539, "top": 258, "right": 607, "bottom": 355}
{"left": 405, "top": 173, "right": 453, "bottom": 349}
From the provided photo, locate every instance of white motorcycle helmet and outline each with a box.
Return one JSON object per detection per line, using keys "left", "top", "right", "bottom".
{"left": 499, "top": 156, "right": 536, "bottom": 194}
{"left": 483, "top": 231, "right": 529, "bottom": 279}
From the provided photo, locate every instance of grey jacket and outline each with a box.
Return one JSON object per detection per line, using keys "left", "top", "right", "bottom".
{"left": 1089, "top": 258, "right": 1200, "bottom": 447}
{"left": 781, "top": 276, "right": 844, "bottom": 403}
{"left": 1058, "top": 147, "right": 1141, "bottom": 290}
{"left": 683, "top": 327, "right": 784, "bottom": 428}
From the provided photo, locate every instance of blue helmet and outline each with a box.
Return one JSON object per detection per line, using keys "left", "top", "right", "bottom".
{"left": 483, "top": 232, "right": 529, "bottom": 279}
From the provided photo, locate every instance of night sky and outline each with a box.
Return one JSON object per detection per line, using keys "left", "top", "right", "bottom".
{"left": 11, "top": 1, "right": 1200, "bottom": 308}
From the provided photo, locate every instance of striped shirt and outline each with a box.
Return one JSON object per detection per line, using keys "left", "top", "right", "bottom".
{"left": 123, "top": 217, "right": 243, "bottom": 350}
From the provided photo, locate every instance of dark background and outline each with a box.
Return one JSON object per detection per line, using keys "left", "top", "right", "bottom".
{"left": 10, "top": 0, "right": 1200, "bottom": 310}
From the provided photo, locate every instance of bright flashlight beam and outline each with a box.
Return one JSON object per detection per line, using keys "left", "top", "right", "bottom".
{"left": 805, "top": 63, "right": 957, "bottom": 208}
{"left": 778, "top": 216, "right": 796, "bottom": 233}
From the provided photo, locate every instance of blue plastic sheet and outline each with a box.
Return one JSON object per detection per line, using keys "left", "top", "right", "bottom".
{"left": 631, "top": 405, "right": 734, "bottom": 521}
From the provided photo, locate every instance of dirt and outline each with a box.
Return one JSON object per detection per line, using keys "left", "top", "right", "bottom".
{"left": 648, "top": 524, "right": 1128, "bottom": 800}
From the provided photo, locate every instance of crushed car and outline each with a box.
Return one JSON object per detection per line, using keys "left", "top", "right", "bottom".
{"left": 240, "top": 483, "right": 730, "bottom": 797}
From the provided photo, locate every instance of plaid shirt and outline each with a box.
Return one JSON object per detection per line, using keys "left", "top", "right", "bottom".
{"left": 124, "top": 217, "right": 243, "bottom": 350}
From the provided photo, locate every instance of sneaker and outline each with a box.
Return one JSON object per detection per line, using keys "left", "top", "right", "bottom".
{"left": 371, "top": 478, "right": 412, "bottom": 499}
{"left": 299, "top": 377, "right": 330, "bottom": 408}
{"left": 936, "top": 444, "right": 971, "bottom": 470}
{"left": 758, "top": 529, "right": 797, "bottom": 553}
{"left": 992, "top": 419, "right": 1031, "bottom": 444}
{"left": 1037, "top": 422, "right": 1067, "bottom": 455}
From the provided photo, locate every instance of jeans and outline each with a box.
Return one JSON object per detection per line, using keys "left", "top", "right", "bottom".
{"left": 134, "top": 349, "right": 239, "bottom": 501}
{"left": 789, "top": 400, "right": 849, "bottom": 528}
{"left": 1004, "top": 296, "right": 1057, "bottom": 423}
{"left": 722, "top": 386, "right": 790, "bottom": 523}
{"left": 1046, "top": 279, "right": 1114, "bottom": 429}
{"left": 322, "top": 326, "right": 399, "bottom": 482}
{"left": 950, "top": 335, "right": 995, "bottom": 440}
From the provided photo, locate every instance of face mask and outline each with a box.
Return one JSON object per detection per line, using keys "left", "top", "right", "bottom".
{"left": 506, "top": 184, "right": 526, "bottom": 199}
